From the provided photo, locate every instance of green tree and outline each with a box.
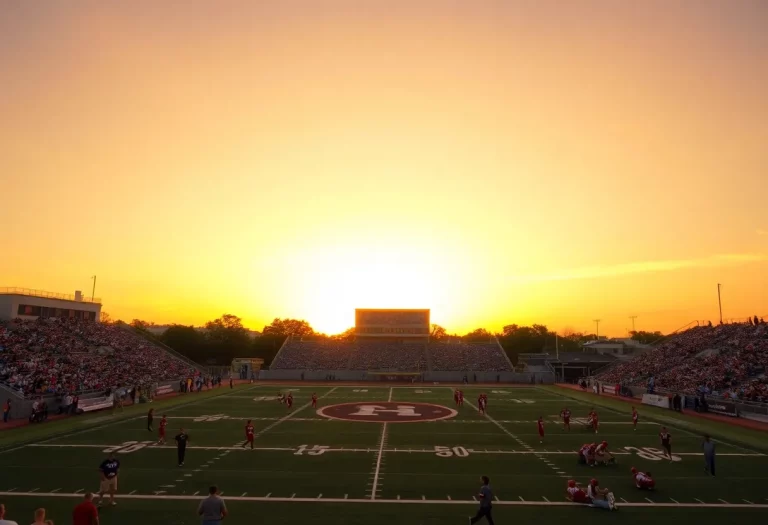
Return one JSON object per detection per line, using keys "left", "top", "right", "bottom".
{"left": 100, "top": 311, "right": 112, "bottom": 324}
{"left": 161, "top": 325, "right": 210, "bottom": 363}
{"left": 130, "top": 319, "right": 150, "bottom": 332}
{"left": 630, "top": 330, "right": 664, "bottom": 344}
{"left": 261, "top": 318, "right": 315, "bottom": 338}
{"left": 430, "top": 324, "right": 447, "bottom": 340}
{"left": 463, "top": 328, "right": 492, "bottom": 341}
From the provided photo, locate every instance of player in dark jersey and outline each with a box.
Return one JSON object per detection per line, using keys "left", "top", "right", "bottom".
{"left": 560, "top": 407, "right": 571, "bottom": 431}
{"left": 175, "top": 428, "right": 190, "bottom": 466}
{"left": 243, "top": 420, "right": 255, "bottom": 449}
{"left": 632, "top": 407, "right": 638, "bottom": 431}
{"left": 537, "top": 416, "right": 545, "bottom": 444}
{"left": 97, "top": 452, "right": 120, "bottom": 506}
{"left": 659, "top": 427, "right": 672, "bottom": 461}
{"left": 147, "top": 408, "right": 154, "bottom": 432}
{"left": 311, "top": 393, "right": 318, "bottom": 408}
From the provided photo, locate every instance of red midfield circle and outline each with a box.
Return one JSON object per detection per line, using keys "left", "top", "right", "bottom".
{"left": 316, "top": 402, "right": 458, "bottom": 423}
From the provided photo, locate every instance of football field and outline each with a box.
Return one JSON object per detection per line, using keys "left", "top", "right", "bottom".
{"left": 2, "top": 384, "right": 768, "bottom": 524}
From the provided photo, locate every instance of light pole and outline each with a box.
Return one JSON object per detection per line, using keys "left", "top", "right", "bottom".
{"left": 629, "top": 315, "right": 637, "bottom": 334}
{"left": 91, "top": 275, "right": 96, "bottom": 302}
{"left": 593, "top": 319, "right": 601, "bottom": 340}
{"left": 717, "top": 283, "right": 723, "bottom": 324}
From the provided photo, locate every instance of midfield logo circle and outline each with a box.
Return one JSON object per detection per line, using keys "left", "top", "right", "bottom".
{"left": 317, "top": 402, "right": 458, "bottom": 423}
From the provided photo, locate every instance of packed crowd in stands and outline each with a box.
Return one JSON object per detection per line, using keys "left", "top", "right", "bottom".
{"left": 429, "top": 342, "right": 512, "bottom": 372}
{"left": 271, "top": 338, "right": 511, "bottom": 372}
{"left": 0, "top": 318, "right": 197, "bottom": 398}
{"left": 348, "top": 342, "right": 427, "bottom": 371}
{"left": 598, "top": 321, "right": 768, "bottom": 397}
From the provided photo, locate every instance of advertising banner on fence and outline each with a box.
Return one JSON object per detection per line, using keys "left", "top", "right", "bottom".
{"left": 78, "top": 396, "right": 113, "bottom": 413}
{"left": 706, "top": 400, "right": 738, "bottom": 417}
{"left": 601, "top": 384, "right": 616, "bottom": 395}
{"left": 156, "top": 384, "right": 175, "bottom": 396}
{"left": 642, "top": 393, "right": 670, "bottom": 409}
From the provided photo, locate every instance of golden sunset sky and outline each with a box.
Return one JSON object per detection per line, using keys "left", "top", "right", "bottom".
{"left": 1, "top": 1, "right": 767, "bottom": 336}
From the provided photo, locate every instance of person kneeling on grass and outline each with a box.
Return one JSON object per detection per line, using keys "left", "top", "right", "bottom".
{"left": 631, "top": 467, "right": 655, "bottom": 490}
{"left": 594, "top": 441, "right": 616, "bottom": 466}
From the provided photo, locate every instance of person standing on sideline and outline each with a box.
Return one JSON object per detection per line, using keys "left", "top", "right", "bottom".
{"left": 469, "top": 476, "right": 495, "bottom": 525}
{"left": 0, "top": 503, "right": 19, "bottom": 525}
{"left": 2, "top": 399, "right": 10, "bottom": 423}
{"left": 72, "top": 494, "right": 99, "bottom": 525}
{"left": 175, "top": 428, "right": 190, "bottom": 466}
{"left": 96, "top": 452, "right": 120, "bottom": 506}
{"left": 197, "top": 486, "right": 228, "bottom": 525}
{"left": 702, "top": 435, "right": 716, "bottom": 476}
{"left": 147, "top": 408, "right": 154, "bottom": 432}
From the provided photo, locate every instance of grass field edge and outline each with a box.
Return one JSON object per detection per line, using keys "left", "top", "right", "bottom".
{"left": 538, "top": 385, "right": 768, "bottom": 453}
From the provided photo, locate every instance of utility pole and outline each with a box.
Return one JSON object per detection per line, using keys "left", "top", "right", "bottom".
{"left": 593, "top": 319, "right": 601, "bottom": 340}
{"left": 91, "top": 275, "right": 96, "bottom": 302}
{"left": 717, "top": 283, "right": 723, "bottom": 324}
{"left": 629, "top": 315, "right": 637, "bottom": 334}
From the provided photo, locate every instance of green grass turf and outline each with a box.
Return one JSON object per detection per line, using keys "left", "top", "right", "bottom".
{"left": 1, "top": 384, "right": 767, "bottom": 525}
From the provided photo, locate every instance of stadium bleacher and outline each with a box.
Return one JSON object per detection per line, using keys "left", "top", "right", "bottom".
{"left": 271, "top": 339, "right": 511, "bottom": 372}
{"left": 597, "top": 322, "right": 768, "bottom": 396}
{"left": 0, "top": 318, "right": 198, "bottom": 398}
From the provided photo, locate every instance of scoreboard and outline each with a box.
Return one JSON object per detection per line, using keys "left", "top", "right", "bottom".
{"left": 355, "top": 309, "right": 430, "bottom": 338}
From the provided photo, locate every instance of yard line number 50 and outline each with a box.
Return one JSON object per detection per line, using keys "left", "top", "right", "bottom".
{"left": 434, "top": 445, "right": 470, "bottom": 457}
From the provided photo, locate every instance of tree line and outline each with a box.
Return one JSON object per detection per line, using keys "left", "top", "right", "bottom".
{"left": 104, "top": 312, "right": 663, "bottom": 367}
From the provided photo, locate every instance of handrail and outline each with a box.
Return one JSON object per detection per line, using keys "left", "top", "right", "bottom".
{"left": 0, "top": 287, "right": 102, "bottom": 304}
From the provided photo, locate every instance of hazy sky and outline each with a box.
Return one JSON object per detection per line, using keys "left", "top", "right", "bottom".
{"left": 2, "top": 1, "right": 767, "bottom": 335}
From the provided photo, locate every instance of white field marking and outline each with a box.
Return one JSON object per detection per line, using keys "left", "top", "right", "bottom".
{"left": 369, "top": 422, "right": 389, "bottom": 500}
{"left": 266, "top": 493, "right": 271, "bottom": 497}
{"left": 645, "top": 498, "right": 654, "bottom": 503}
{"left": 397, "top": 495, "right": 400, "bottom": 500}
{"left": 242, "top": 492, "right": 247, "bottom": 497}
{"left": 290, "top": 493, "right": 296, "bottom": 499}
{"left": 317, "top": 494, "right": 322, "bottom": 499}
{"left": 193, "top": 491, "right": 199, "bottom": 496}
{"left": 50, "top": 488, "right": 61, "bottom": 493}
{"left": 621, "top": 498, "right": 628, "bottom": 503}
{"left": 447, "top": 495, "right": 452, "bottom": 500}
{"left": 129, "top": 490, "right": 137, "bottom": 495}
{"left": 0, "top": 493, "right": 733, "bottom": 509}
{"left": 695, "top": 498, "right": 705, "bottom": 504}
{"left": 422, "top": 495, "right": 426, "bottom": 500}
{"left": 543, "top": 497, "right": 550, "bottom": 502}
{"left": 253, "top": 386, "right": 338, "bottom": 441}
{"left": 23, "top": 384, "right": 263, "bottom": 449}
{"left": 542, "top": 387, "right": 760, "bottom": 454}
{"left": 29, "top": 488, "right": 38, "bottom": 492}
{"left": 344, "top": 494, "right": 348, "bottom": 499}
{"left": 184, "top": 474, "right": 192, "bottom": 477}
{"left": 670, "top": 498, "right": 679, "bottom": 503}
{"left": 74, "top": 489, "right": 83, "bottom": 493}
{"left": 743, "top": 499, "right": 753, "bottom": 504}
{"left": 718, "top": 499, "right": 729, "bottom": 504}
{"left": 388, "top": 387, "right": 394, "bottom": 402}
{"left": 519, "top": 496, "right": 525, "bottom": 502}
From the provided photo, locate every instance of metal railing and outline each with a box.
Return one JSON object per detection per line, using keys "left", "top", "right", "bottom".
{"left": 0, "top": 287, "right": 102, "bottom": 304}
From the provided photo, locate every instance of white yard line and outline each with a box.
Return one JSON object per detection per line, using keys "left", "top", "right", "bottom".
{"left": 1, "top": 491, "right": 766, "bottom": 508}
{"left": 253, "top": 387, "right": 338, "bottom": 441}
{"left": 370, "top": 422, "right": 389, "bottom": 500}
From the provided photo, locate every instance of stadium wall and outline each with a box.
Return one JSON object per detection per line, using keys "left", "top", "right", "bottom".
{"left": 0, "top": 293, "right": 101, "bottom": 321}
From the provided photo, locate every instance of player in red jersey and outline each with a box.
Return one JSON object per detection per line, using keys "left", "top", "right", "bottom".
{"left": 458, "top": 390, "right": 464, "bottom": 406}
{"left": 587, "top": 409, "right": 599, "bottom": 434}
{"left": 566, "top": 480, "right": 591, "bottom": 504}
{"left": 631, "top": 407, "right": 638, "bottom": 431}
{"left": 631, "top": 467, "right": 655, "bottom": 490}
{"left": 586, "top": 478, "right": 617, "bottom": 510}
{"left": 286, "top": 392, "right": 293, "bottom": 410}
{"left": 311, "top": 393, "right": 318, "bottom": 408}
{"left": 478, "top": 394, "right": 487, "bottom": 415}
{"left": 560, "top": 407, "right": 571, "bottom": 431}
{"left": 242, "top": 419, "right": 255, "bottom": 449}
{"left": 157, "top": 415, "right": 168, "bottom": 445}
{"left": 537, "top": 416, "right": 545, "bottom": 443}
{"left": 454, "top": 389, "right": 460, "bottom": 406}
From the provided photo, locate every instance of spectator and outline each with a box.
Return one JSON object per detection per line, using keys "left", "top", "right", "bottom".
{"left": 72, "top": 493, "right": 98, "bottom": 525}
{"left": 2, "top": 399, "right": 10, "bottom": 423}
{"left": 31, "top": 508, "right": 52, "bottom": 525}
{"left": 702, "top": 435, "right": 716, "bottom": 476}
{"left": 197, "top": 486, "right": 228, "bottom": 525}
{"left": 0, "top": 503, "right": 19, "bottom": 525}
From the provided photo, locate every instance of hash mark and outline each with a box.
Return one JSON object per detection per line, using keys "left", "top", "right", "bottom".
{"left": 447, "top": 495, "right": 452, "bottom": 500}
{"left": 242, "top": 492, "right": 247, "bottom": 497}
{"left": 620, "top": 498, "right": 628, "bottom": 503}
{"left": 29, "top": 488, "right": 39, "bottom": 492}
{"left": 266, "top": 493, "right": 271, "bottom": 497}
{"left": 422, "top": 495, "right": 426, "bottom": 500}
{"left": 542, "top": 497, "right": 550, "bottom": 502}
{"left": 291, "top": 493, "right": 296, "bottom": 498}
{"left": 695, "top": 498, "right": 705, "bottom": 504}
{"left": 743, "top": 499, "right": 753, "bottom": 504}
{"left": 75, "top": 489, "right": 83, "bottom": 494}
{"left": 718, "top": 499, "right": 729, "bottom": 504}
{"left": 518, "top": 496, "right": 524, "bottom": 502}
{"left": 645, "top": 498, "right": 654, "bottom": 503}
{"left": 317, "top": 494, "right": 322, "bottom": 499}
{"left": 193, "top": 491, "right": 199, "bottom": 496}
{"left": 50, "top": 488, "right": 61, "bottom": 493}
{"left": 670, "top": 498, "right": 679, "bottom": 503}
